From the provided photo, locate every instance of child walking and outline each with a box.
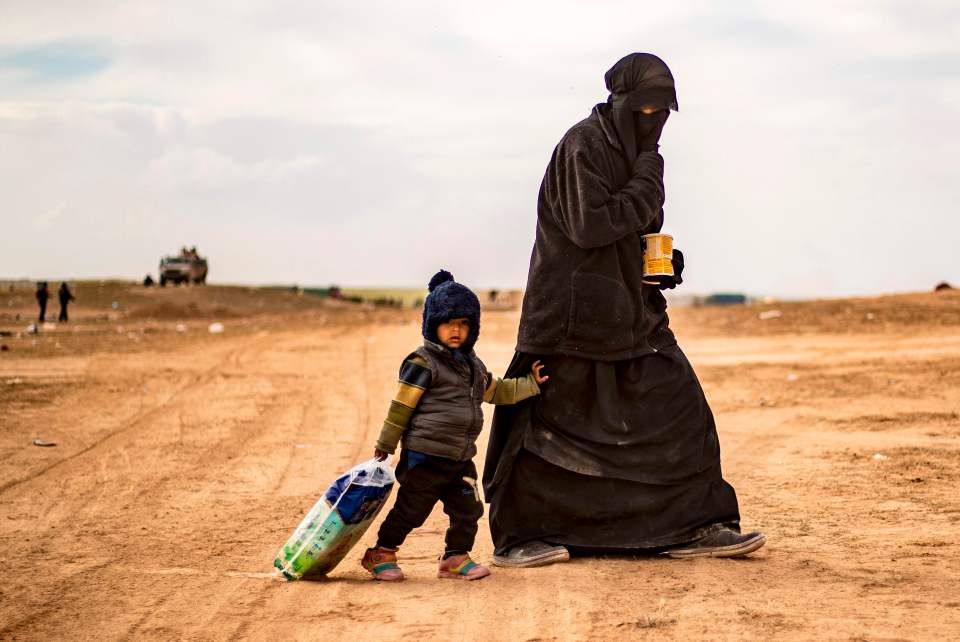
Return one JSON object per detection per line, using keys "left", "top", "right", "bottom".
{"left": 361, "top": 270, "right": 549, "bottom": 581}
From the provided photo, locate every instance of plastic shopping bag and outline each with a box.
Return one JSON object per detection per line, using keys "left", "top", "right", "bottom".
{"left": 273, "top": 458, "right": 395, "bottom": 580}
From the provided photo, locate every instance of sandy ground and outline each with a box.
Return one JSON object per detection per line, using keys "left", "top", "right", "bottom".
{"left": 2, "top": 284, "right": 960, "bottom": 641}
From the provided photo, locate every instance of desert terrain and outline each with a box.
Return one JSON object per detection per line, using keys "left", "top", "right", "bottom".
{"left": 1, "top": 282, "right": 959, "bottom": 641}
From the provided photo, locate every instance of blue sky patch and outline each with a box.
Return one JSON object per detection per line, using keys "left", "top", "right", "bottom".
{"left": 0, "top": 40, "right": 112, "bottom": 81}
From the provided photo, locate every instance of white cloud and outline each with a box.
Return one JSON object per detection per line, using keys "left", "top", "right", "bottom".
{"left": 146, "top": 146, "right": 321, "bottom": 191}
{"left": 33, "top": 201, "right": 66, "bottom": 231}
{"left": 0, "top": 1, "right": 957, "bottom": 295}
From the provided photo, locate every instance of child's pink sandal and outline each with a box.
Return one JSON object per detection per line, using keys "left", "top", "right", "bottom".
{"left": 361, "top": 547, "right": 404, "bottom": 581}
{"left": 437, "top": 553, "right": 490, "bottom": 581}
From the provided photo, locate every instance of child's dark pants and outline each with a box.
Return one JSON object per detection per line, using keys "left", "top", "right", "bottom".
{"left": 377, "top": 450, "right": 483, "bottom": 554}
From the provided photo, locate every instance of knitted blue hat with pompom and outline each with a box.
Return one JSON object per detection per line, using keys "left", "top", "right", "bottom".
{"left": 422, "top": 270, "right": 481, "bottom": 354}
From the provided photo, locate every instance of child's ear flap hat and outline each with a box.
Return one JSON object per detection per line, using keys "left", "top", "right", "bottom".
{"left": 422, "top": 270, "right": 481, "bottom": 354}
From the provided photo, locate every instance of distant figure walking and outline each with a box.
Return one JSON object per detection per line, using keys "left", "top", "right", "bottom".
{"left": 36, "top": 282, "right": 50, "bottom": 322}
{"left": 58, "top": 283, "right": 75, "bottom": 322}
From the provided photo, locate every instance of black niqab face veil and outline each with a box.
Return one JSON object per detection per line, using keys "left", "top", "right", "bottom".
{"left": 604, "top": 52, "right": 678, "bottom": 163}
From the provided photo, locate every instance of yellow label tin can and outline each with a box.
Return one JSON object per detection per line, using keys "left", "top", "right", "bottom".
{"left": 641, "top": 233, "right": 674, "bottom": 285}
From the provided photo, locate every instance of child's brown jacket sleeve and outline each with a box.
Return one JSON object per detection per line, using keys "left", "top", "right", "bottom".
{"left": 483, "top": 372, "right": 540, "bottom": 405}
{"left": 375, "top": 355, "right": 431, "bottom": 455}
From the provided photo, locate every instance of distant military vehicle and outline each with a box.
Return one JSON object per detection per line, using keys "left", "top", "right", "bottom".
{"left": 159, "top": 247, "right": 208, "bottom": 286}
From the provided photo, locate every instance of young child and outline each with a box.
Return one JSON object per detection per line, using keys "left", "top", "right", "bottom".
{"left": 360, "top": 270, "right": 549, "bottom": 581}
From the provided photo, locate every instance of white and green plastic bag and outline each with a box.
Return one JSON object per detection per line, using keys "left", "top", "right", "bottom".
{"left": 274, "top": 458, "right": 395, "bottom": 580}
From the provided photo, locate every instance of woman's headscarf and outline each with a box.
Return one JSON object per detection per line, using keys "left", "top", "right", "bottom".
{"left": 604, "top": 53, "right": 678, "bottom": 163}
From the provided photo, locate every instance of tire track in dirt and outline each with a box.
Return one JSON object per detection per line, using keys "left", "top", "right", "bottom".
{"left": 120, "top": 591, "right": 175, "bottom": 642}
{"left": 0, "top": 338, "right": 277, "bottom": 638}
{"left": 0, "top": 347, "right": 242, "bottom": 497}
{"left": 160, "top": 324, "right": 417, "bottom": 640}
{"left": 0, "top": 559, "right": 115, "bottom": 638}
{"left": 174, "top": 328, "right": 378, "bottom": 639}
{"left": 37, "top": 326, "right": 371, "bottom": 640}
{"left": 268, "top": 402, "right": 310, "bottom": 495}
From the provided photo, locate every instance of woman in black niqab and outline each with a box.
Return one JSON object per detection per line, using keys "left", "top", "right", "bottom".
{"left": 483, "top": 53, "right": 765, "bottom": 568}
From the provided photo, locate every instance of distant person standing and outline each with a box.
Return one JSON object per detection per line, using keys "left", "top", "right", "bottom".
{"left": 58, "top": 282, "right": 75, "bottom": 322}
{"left": 36, "top": 282, "right": 50, "bottom": 322}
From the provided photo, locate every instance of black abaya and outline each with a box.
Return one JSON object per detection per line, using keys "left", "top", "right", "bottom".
{"left": 483, "top": 347, "right": 741, "bottom": 554}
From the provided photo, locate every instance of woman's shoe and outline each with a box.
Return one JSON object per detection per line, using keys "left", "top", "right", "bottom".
{"left": 665, "top": 528, "right": 766, "bottom": 559}
{"left": 491, "top": 541, "right": 570, "bottom": 568}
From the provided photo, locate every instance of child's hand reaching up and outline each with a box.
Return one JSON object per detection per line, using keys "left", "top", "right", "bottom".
{"left": 532, "top": 360, "right": 550, "bottom": 385}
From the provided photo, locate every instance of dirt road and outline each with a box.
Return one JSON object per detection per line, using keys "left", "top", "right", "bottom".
{"left": 2, "top": 289, "right": 959, "bottom": 640}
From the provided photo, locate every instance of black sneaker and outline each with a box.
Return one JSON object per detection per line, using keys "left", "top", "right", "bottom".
{"left": 492, "top": 541, "right": 570, "bottom": 568}
{"left": 665, "top": 528, "right": 766, "bottom": 559}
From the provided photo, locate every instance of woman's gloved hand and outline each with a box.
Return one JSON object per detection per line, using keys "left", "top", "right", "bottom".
{"left": 657, "top": 248, "right": 684, "bottom": 290}
{"left": 635, "top": 110, "right": 669, "bottom": 153}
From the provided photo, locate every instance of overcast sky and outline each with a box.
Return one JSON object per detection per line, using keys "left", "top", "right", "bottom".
{"left": 1, "top": 1, "right": 957, "bottom": 297}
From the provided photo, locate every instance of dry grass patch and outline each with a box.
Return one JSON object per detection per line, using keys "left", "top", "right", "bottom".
{"left": 615, "top": 599, "right": 681, "bottom": 630}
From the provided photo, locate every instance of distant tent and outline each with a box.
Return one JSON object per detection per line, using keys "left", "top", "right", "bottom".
{"left": 705, "top": 293, "right": 747, "bottom": 306}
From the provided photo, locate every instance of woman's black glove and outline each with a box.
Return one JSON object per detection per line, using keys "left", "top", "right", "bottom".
{"left": 657, "top": 248, "right": 684, "bottom": 290}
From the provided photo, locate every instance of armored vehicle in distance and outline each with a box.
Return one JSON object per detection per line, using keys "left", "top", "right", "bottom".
{"left": 159, "top": 247, "right": 208, "bottom": 286}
